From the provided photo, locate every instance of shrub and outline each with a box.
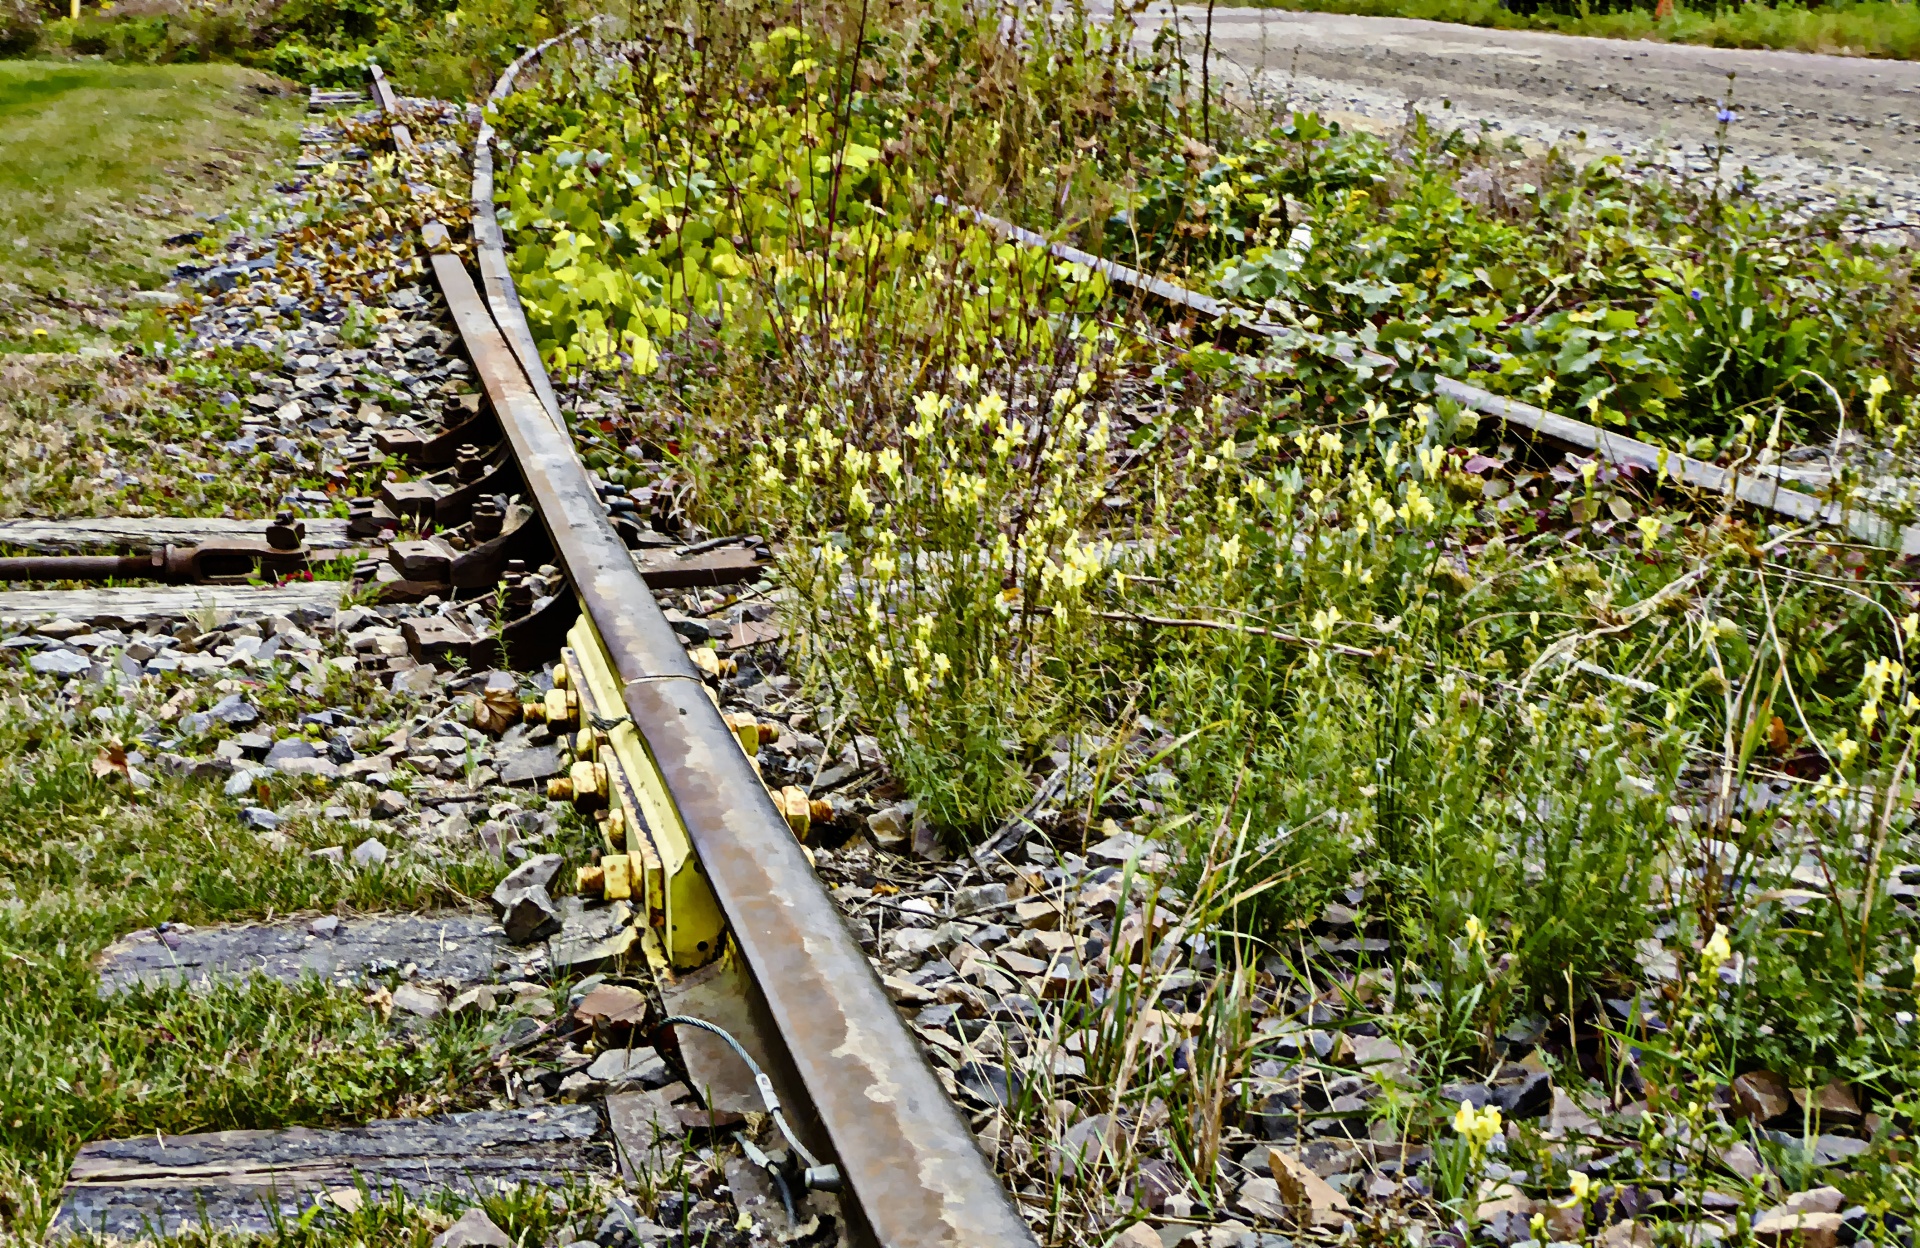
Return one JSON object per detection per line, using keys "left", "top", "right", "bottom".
{"left": 0, "top": 0, "right": 41, "bottom": 53}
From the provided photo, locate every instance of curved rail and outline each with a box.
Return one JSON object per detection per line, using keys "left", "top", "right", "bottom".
{"left": 377, "top": 49, "right": 1037, "bottom": 1248}
{"left": 944, "top": 198, "right": 1920, "bottom": 555}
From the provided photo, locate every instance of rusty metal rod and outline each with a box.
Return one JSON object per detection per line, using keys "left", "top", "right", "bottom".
{"left": 0, "top": 555, "right": 159, "bottom": 582}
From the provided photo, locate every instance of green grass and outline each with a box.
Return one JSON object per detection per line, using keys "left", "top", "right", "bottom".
{"left": 0, "top": 59, "right": 298, "bottom": 353}
{"left": 1215, "top": 0, "right": 1920, "bottom": 59}
{"left": 0, "top": 670, "right": 527, "bottom": 1238}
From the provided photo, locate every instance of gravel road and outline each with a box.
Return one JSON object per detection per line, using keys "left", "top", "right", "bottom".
{"left": 1130, "top": 5, "right": 1920, "bottom": 225}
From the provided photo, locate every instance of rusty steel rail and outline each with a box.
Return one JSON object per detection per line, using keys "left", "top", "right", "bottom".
{"left": 945, "top": 198, "right": 1920, "bottom": 555}
{"left": 467, "top": 25, "right": 593, "bottom": 426}
{"left": 380, "top": 60, "right": 1038, "bottom": 1248}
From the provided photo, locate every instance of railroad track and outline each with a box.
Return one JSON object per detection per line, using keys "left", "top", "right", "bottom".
{"left": 368, "top": 58, "right": 1036, "bottom": 1248}
{"left": 17, "top": 53, "right": 1032, "bottom": 1248}
{"left": 16, "top": 26, "right": 1900, "bottom": 1248}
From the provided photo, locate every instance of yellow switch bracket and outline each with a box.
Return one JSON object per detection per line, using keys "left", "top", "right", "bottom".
{"left": 562, "top": 619, "right": 725, "bottom": 968}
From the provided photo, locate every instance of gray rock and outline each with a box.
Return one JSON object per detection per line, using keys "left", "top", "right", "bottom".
{"left": 586, "top": 1047, "right": 671, "bottom": 1088}
{"left": 502, "top": 886, "right": 561, "bottom": 944}
{"left": 266, "top": 738, "right": 318, "bottom": 766}
{"left": 490, "top": 854, "right": 564, "bottom": 914}
{"left": 307, "top": 915, "right": 341, "bottom": 938}
{"left": 1237, "top": 1176, "right": 1289, "bottom": 1222}
{"left": 224, "top": 768, "right": 267, "bottom": 797}
{"left": 1494, "top": 1069, "right": 1553, "bottom": 1118}
{"left": 951, "top": 882, "right": 1008, "bottom": 916}
{"left": 449, "top": 985, "right": 498, "bottom": 1015}
{"left": 208, "top": 693, "right": 259, "bottom": 725}
{"left": 240, "top": 808, "right": 282, "bottom": 830}
{"left": 431, "top": 1207, "right": 511, "bottom": 1248}
{"left": 181, "top": 693, "right": 258, "bottom": 735}
{"left": 476, "top": 820, "right": 517, "bottom": 858}
{"left": 351, "top": 838, "right": 388, "bottom": 868}
{"left": 597, "top": 1203, "right": 672, "bottom": 1244}
{"left": 310, "top": 845, "right": 345, "bottom": 866}
{"left": 548, "top": 899, "right": 637, "bottom": 975}
{"left": 1811, "top": 1133, "right": 1869, "bottom": 1164}
{"left": 391, "top": 983, "right": 445, "bottom": 1018}
{"left": 28, "top": 649, "right": 90, "bottom": 676}
{"left": 33, "top": 617, "right": 87, "bottom": 640}
{"left": 372, "top": 790, "right": 411, "bottom": 819}
{"left": 662, "top": 610, "right": 714, "bottom": 642}
{"left": 496, "top": 746, "right": 560, "bottom": 785}
{"left": 866, "top": 803, "right": 911, "bottom": 849}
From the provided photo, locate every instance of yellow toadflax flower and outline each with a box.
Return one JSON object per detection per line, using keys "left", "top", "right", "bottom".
{"left": 1700, "top": 924, "right": 1731, "bottom": 977}
{"left": 1452, "top": 1101, "right": 1503, "bottom": 1152}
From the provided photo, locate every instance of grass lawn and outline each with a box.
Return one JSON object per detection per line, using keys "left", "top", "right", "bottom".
{"left": 1214, "top": 0, "right": 1920, "bottom": 59}
{"left": 0, "top": 666, "right": 545, "bottom": 1238}
{"left": 0, "top": 59, "right": 300, "bottom": 354}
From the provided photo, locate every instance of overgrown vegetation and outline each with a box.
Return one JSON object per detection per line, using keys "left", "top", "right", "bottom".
{"left": 490, "top": 1, "right": 1920, "bottom": 1233}
{"left": 2, "top": 0, "right": 597, "bottom": 99}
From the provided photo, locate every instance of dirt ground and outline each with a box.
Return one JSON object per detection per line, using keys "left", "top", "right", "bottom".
{"left": 1130, "top": 4, "right": 1920, "bottom": 224}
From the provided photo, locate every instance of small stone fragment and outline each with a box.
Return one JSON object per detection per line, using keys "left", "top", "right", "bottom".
{"left": 449, "top": 985, "right": 498, "bottom": 1015}
{"left": 308, "top": 915, "right": 342, "bottom": 938}
{"left": 1013, "top": 898, "right": 1061, "bottom": 930}
{"left": 1719, "top": 1141, "right": 1763, "bottom": 1181}
{"left": 1269, "top": 1147, "right": 1355, "bottom": 1228}
{"left": 1599, "top": 1223, "right": 1653, "bottom": 1248}
{"left": 1792, "top": 1079, "right": 1862, "bottom": 1126}
{"left": 1753, "top": 1204, "right": 1844, "bottom": 1248}
{"left": 491, "top": 853, "right": 564, "bottom": 914}
{"left": 1732, "top": 1069, "right": 1794, "bottom": 1122}
{"left": 372, "top": 790, "right": 411, "bottom": 819}
{"left": 882, "top": 974, "right": 935, "bottom": 1007}
{"left": 1051, "top": 1112, "right": 1113, "bottom": 1178}
{"left": 476, "top": 819, "right": 517, "bottom": 858}
{"left": 1175, "top": 1220, "right": 1254, "bottom": 1248}
{"left": 224, "top": 768, "right": 265, "bottom": 798}
{"left": 1109, "top": 1226, "right": 1160, "bottom": 1248}
{"left": 1237, "top": 1174, "right": 1290, "bottom": 1221}
{"left": 1132, "top": 1157, "right": 1183, "bottom": 1212}
{"left": 266, "top": 738, "right": 319, "bottom": 767}
{"left": 432, "top": 1207, "right": 512, "bottom": 1248}
{"left": 574, "top": 985, "right": 650, "bottom": 1029}
{"left": 952, "top": 882, "right": 1008, "bottom": 916}
{"left": 502, "top": 886, "right": 561, "bottom": 944}
{"left": 1494, "top": 1068, "right": 1553, "bottom": 1118}
{"left": 866, "top": 803, "right": 910, "bottom": 849}
{"left": 1548, "top": 1086, "right": 1599, "bottom": 1135}
{"left": 351, "top": 838, "right": 388, "bottom": 868}
{"left": 391, "top": 983, "right": 445, "bottom": 1018}
{"left": 28, "top": 649, "right": 91, "bottom": 676}
{"left": 497, "top": 746, "right": 561, "bottom": 785}
{"left": 587, "top": 1047, "right": 671, "bottom": 1088}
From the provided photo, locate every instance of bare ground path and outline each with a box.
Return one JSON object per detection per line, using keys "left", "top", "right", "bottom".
{"left": 1123, "top": 4, "right": 1920, "bottom": 226}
